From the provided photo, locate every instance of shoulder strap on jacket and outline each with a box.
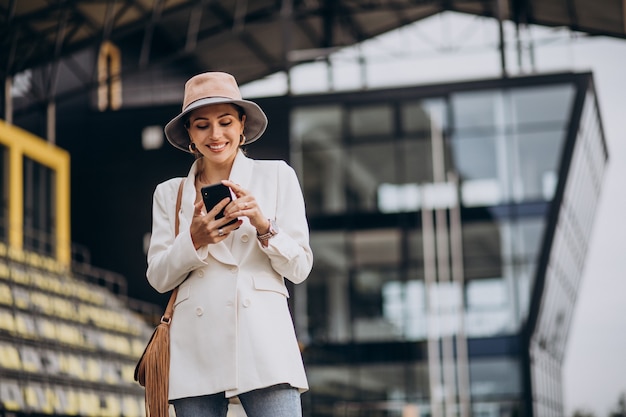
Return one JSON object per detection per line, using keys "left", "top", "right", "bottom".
{"left": 162, "top": 178, "right": 185, "bottom": 323}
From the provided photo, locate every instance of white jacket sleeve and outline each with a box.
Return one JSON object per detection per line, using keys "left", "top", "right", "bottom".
{"left": 146, "top": 179, "right": 208, "bottom": 293}
{"left": 259, "top": 162, "right": 313, "bottom": 284}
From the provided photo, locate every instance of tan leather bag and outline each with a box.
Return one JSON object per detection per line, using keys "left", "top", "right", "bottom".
{"left": 134, "top": 179, "right": 184, "bottom": 417}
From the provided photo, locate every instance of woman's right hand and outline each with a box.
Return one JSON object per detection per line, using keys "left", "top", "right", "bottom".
{"left": 189, "top": 199, "right": 242, "bottom": 249}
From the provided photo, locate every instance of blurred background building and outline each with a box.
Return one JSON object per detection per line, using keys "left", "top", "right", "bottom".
{"left": 1, "top": 1, "right": 625, "bottom": 416}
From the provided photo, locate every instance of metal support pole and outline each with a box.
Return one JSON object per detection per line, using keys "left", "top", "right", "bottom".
{"left": 448, "top": 172, "right": 470, "bottom": 417}
{"left": 423, "top": 207, "right": 442, "bottom": 417}
{"left": 527, "top": 24, "right": 537, "bottom": 73}
{"left": 233, "top": 0, "right": 247, "bottom": 33}
{"left": 516, "top": 23, "right": 523, "bottom": 73}
{"left": 47, "top": 101, "right": 56, "bottom": 144}
{"left": 140, "top": 0, "right": 164, "bottom": 68}
{"left": 495, "top": 0, "right": 508, "bottom": 77}
{"left": 4, "top": 77, "right": 12, "bottom": 124}
{"left": 185, "top": 0, "right": 206, "bottom": 52}
{"left": 281, "top": 0, "right": 294, "bottom": 94}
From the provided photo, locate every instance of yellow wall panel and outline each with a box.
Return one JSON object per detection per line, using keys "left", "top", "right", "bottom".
{"left": 0, "top": 120, "right": 70, "bottom": 265}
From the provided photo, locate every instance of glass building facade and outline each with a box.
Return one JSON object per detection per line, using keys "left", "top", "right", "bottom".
{"left": 287, "top": 72, "right": 607, "bottom": 417}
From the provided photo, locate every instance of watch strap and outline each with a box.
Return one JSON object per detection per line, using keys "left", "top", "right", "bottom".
{"left": 257, "top": 219, "right": 277, "bottom": 241}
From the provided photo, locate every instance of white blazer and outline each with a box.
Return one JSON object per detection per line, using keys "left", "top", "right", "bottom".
{"left": 146, "top": 151, "right": 313, "bottom": 400}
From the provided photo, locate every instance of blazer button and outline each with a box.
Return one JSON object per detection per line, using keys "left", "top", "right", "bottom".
{"left": 241, "top": 234, "right": 249, "bottom": 243}
{"left": 195, "top": 307, "right": 203, "bottom": 316}
{"left": 198, "top": 270, "right": 204, "bottom": 277}
{"left": 242, "top": 299, "right": 251, "bottom": 308}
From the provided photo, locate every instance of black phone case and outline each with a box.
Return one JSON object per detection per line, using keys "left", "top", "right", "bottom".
{"left": 201, "top": 183, "right": 238, "bottom": 226}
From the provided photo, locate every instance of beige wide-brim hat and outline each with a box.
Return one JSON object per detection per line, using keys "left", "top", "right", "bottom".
{"left": 165, "top": 72, "right": 268, "bottom": 153}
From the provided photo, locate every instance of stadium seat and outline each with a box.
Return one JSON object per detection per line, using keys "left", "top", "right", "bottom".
{"left": 100, "top": 361, "right": 115, "bottom": 384}
{"left": 102, "top": 333, "right": 131, "bottom": 356}
{"left": 14, "top": 313, "right": 36, "bottom": 338}
{"left": 20, "top": 345, "right": 42, "bottom": 372}
{"left": 85, "top": 358, "right": 102, "bottom": 382}
{"left": 131, "top": 338, "right": 146, "bottom": 357}
{"left": 38, "top": 318, "right": 57, "bottom": 340}
{"left": 0, "top": 309, "right": 16, "bottom": 333}
{"left": 0, "top": 282, "right": 12, "bottom": 305}
{"left": 12, "top": 286, "right": 30, "bottom": 309}
{"left": 56, "top": 322, "right": 85, "bottom": 346}
{"left": 79, "top": 391, "right": 101, "bottom": 417}
{"left": 25, "top": 252, "right": 43, "bottom": 269}
{"left": 9, "top": 265, "right": 28, "bottom": 285}
{"left": 30, "top": 291, "right": 52, "bottom": 314}
{"left": 0, "top": 260, "right": 9, "bottom": 279}
{"left": 121, "top": 364, "right": 136, "bottom": 384}
{"left": 63, "top": 388, "right": 81, "bottom": 415}
{"left": 67, "top": 355, "right": 86, "bottom": 380}
{"left": 41, "top": 349, "right": 61, "bottom": 375}
{"left": 102, "top": 394, "right": 122, "bottom": 417}
{"left": 23, "top": 385, "right": 39, "bottom": 412}
{"left": 29, "top": 384, "right": 56, "bottom": 414}
{"left": 0, "top": 343, "right": 22, "bottom": 370}
{"left": 0, "top": 380, "right": 24, "bottom": 412}
{"left": 52, "top": 296, "right": 76, "bottom": 320}
{"left": 122, "top": 395, "right": 143, "bottom": 417}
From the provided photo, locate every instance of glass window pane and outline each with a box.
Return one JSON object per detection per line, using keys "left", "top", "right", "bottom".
{"left": 291, "top": 105, "right": 345, "bottom": 214}
{"left": 384, "top": 276, "right": 427, "bottom": 341}
{"left": 347, "top": 142, "right": 395, "bottom": 212}
{"left": 452, "top": 90, "right": 500, "bottom": 131}
{"left": 510, "top": 129, "right": 566, "bottom": 202}
{"left": 450, "top": 134, "right": 498, "bottom": 180}
{"left": 402, "top": 139, "right": 434, "bottom": 184}
{"left": 352, "top": 267, "right": 403, "bottom": 340}
{"left": 470, "top": 358, "right": 522, "bottom": 398}
{"left": 402, "top": 101, "right": 437, "bottom": 135}
{"left": 302, "top": 148, "right": 346, "bottom": 214}
{"left": 308, "top": 232, "right": 351, "bottom": 343}
{"left": 306, "top": 363, "right": 430, "bottom": 416}
{"left": 291, "top": 105, "right": 342, "bottom": 149}
{"left": 349, "top": 104, "right": 393, "bottom": 138}
{"left": 407, "top": 229, "right": 425, "bottom": 267}
{"left": 462, "top": 221, "right": 502, "bottom": 280}
{"left": 352, "top": 229, "right": 401, "bottom": 267}
{"left": 510, "top": 84, "right": 575, "bottom": 126}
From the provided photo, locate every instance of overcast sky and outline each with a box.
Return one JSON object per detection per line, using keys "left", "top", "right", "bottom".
{"left": 244, "top": 12, "right": 626, "bottom": 416}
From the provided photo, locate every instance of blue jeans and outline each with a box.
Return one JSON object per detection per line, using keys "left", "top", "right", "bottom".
{"left": 172, "top": 384, "right": 302, "bottom": 417}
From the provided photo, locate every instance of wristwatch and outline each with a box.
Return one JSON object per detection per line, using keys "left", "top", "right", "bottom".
{"left": 257, "top": 219, "right": 279, "bottom": 241}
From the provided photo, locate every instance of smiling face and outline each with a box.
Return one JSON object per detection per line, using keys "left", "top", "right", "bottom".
{"left": 186, "top": 103, "right": 246, "bottom": 168}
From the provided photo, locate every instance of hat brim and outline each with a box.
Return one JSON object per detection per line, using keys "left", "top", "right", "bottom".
{"left": 164, "top": 96, "right": 268, "bottom": 153}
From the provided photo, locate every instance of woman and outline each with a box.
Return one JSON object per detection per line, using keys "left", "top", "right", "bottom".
{"left": 146, "top": 72, "right": 313, "bottom": 417}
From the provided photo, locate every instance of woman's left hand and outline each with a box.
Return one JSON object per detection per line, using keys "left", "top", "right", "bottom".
{"left": 222, "top": 180, "right": 270, "bottom": 235}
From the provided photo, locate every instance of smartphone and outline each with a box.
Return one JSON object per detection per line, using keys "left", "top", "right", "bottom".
{"left": 201, "top": 183, "right": 238, "bottom": 226}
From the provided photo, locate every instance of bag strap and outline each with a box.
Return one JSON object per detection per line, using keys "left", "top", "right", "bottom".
{"left": 161, "top": 178, "right": 185, "bottom": 324}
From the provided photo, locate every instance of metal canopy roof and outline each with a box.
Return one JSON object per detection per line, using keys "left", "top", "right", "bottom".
{"left": 1, "top": 0, "right": 625, "bottom": 85}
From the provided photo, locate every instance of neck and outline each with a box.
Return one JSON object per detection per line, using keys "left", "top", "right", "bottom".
{"left": 196, "top": 157, "right": 234, "bottom": 185}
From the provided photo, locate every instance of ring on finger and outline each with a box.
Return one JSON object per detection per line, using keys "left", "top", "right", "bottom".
{"left": 218, "top": 228, "right": 224, "bottom": 237}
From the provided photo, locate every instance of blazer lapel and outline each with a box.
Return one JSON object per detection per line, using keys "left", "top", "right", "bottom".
{"left": 228, "top": 150, "right": 254, "bottom": 190}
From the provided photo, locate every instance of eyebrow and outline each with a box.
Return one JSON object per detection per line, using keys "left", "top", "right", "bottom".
{"left": 191, "top": 112, "right": 233, "bottom": 122}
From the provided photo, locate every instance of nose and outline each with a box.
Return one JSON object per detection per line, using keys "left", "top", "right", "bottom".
{"left": 207, "top": 123, "right": 223, "bottom": 139}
